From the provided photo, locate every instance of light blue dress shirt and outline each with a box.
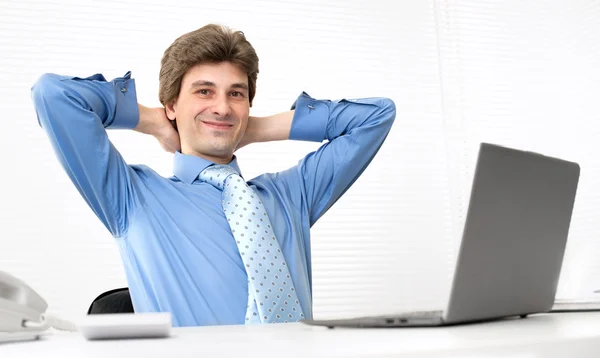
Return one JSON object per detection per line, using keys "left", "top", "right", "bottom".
{"left": 30, "top": 71, "right": 396, "bottom": 327}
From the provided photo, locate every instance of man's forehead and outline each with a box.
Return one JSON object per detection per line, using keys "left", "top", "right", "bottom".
{"left": 183, "top": 63, "right": 248, "bottom": 88}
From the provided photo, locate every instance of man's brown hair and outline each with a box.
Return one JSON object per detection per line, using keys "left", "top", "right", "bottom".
{"left": 159, "top": 24, "right": 259, "bottom": 107}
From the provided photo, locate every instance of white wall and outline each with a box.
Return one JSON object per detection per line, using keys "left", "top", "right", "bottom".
{"left": 434, "top": 0, "right": 600, "bottom": 302}
{"left": 1, "top": 0, "right": 599, "bottom": 322}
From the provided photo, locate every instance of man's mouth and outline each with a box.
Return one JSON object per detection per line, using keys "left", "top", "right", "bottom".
{"left": 202, "top": 121, "right": 234, "bottom": 130}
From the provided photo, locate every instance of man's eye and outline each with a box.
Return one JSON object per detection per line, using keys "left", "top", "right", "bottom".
{"left": 231, "top": 91, "right": 244, "bottom": 97}
{"left": 198, "top": 89, "right": 210, "bottom": 95}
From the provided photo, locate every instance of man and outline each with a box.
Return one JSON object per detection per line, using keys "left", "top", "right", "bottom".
{"left": 30, "top": 24, "right": 396, "bottom": 327}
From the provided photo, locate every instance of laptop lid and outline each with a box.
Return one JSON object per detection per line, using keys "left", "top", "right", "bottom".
{"left": 443, "top": 143, "right": 580, "bottom": 324}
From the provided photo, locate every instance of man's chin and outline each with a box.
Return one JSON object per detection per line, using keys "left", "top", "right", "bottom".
{"left": 195, "top": 146, "right": 235, "bottom": 161}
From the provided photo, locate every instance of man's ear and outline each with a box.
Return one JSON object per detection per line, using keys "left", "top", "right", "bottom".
{"left": 165, "top": 100, "right": 177, "bottom": 121}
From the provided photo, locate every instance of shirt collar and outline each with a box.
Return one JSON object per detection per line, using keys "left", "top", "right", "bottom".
{"left": 172, "top": 151, "right": 243, "bottom": 184}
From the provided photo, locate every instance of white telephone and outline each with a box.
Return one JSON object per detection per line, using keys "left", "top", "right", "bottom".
{"left": 0, "top": 271, "right": 77, "bottom": 342}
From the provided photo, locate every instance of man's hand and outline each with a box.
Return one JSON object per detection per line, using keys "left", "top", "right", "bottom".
{"left": 134, "top": 104, "right": 181, "bottom": 154}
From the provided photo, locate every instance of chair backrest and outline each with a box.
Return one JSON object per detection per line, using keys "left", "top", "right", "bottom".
{"left": 87, "top": 287, "right": 134, "bottom": 314}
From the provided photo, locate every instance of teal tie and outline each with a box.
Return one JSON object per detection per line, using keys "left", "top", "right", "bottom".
{"left": 198, "top": 164, "right": 305, "bottom": 324}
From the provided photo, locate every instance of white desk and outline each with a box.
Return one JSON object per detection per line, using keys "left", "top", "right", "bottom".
{"left": 3, "top": 312, "right": 600, "bottom": 357}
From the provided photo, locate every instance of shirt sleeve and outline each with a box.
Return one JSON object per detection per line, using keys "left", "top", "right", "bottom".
{"left": 30, "top": 71, "right": 140, "bottom": 237}
{"left": 284, "top": 91, "right": 396, "bottom": 226}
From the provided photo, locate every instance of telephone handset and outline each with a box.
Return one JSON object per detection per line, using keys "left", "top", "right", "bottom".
{"left": 0, "top": 270, "right": 77, "bottom": 342}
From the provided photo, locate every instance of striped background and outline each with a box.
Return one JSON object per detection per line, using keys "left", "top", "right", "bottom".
{"left": 1, "top": 0, "right": 599, "bottom": 321}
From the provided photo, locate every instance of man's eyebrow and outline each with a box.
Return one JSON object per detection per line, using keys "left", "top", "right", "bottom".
{"left": 190, "top": 80, "right": 248, "bottom": 91}
{"left": 190, "top": 80, "right": 216, "bottom": 88}
{"left": 231, "top": 83, "right": 249, "bottom": 91}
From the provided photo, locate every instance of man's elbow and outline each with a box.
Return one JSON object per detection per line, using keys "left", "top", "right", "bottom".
{"left": 31, "top": 73, "right": 62, "bottom": 102}
{"left": 30, "top": 73, "right": 69, "bottom": 128}
{"left": 379, "top": 97, "right": 397, "bottom": 127}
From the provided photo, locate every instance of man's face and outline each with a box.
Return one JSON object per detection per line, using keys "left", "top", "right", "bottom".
{"left": 166, "top": 61, "right": 250, "bottom": 163}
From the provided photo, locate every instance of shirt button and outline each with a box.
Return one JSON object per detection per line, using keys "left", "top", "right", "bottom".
{"left": 121, "top": 88, "right": 127, "bottom": 93}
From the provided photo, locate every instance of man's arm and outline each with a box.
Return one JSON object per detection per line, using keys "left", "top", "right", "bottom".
{"left": 30, "top": 72, "right": 177, "bottom": 237}
{"left": 246, "top": 92, "right": 396, "bottom": 226}
{"left": 237, "top": 111, "right": 295, "bottom": 149}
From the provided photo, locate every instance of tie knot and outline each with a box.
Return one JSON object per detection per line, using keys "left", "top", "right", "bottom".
{"left": 198, "top": 165, "right": 240, "bottom": 189}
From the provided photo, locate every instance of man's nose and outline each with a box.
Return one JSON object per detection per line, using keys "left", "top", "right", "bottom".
{"left": 211, "top": 96, "right": 231, "bottom": 117}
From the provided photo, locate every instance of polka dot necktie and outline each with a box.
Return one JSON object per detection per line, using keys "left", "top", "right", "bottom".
{"left": 198, "top": 164, "right": 305, "bottom": 324}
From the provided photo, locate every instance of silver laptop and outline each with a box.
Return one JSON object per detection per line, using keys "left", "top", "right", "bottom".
{"left": 303, "top": 142, "right": 580, "bottom": 328}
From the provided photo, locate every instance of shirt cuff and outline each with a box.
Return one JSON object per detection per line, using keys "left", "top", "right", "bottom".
{"left": 289, "top": 91, "right": 328, "bottom": 143}
{"left": 108, "top": 71, "right": 139, "bottom": 130}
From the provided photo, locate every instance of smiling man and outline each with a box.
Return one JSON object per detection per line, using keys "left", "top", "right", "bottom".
{"left": 30, "top": 24, "right": 396, "bottom": 327}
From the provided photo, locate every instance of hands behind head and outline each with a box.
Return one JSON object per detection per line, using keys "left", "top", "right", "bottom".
{"left": 135, "top": 105, "right": 263, "bottom": 155}
{"left": 134, "top": 104, "right": 181, "bottom": 154}
{"left": 156, "top": 112, "right": 181, "bottom": 154}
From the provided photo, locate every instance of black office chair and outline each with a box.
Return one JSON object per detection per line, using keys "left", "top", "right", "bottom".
{"left": 87, "top": 287, "right": 134, "bottom": 314}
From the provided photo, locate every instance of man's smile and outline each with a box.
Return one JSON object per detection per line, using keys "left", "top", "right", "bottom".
{"left": 200, "top": 120, "right": 234, "bottom": 130}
